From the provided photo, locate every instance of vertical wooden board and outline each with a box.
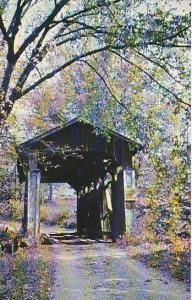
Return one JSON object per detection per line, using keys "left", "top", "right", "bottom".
{"left": 87, "top": 189, "right": 102, "bottom": 238}
{"left": 102, "top": 189, "right": 111, "bottom": 233}
{"left": 110, "top": 171, "right": 126, "bottom": 241}
{"left": 27, "top": 171, "right": 35, "bottom": 234}
{"left": 22, "top": 181, "right": 28, "bottom": 232}
{"left": 77, "top": 193, "right": 89, "bottom": 235}
{"left": 27, "top": 170, "right": 41, "bottom": 236}
{"left": 105, "top": 188, "right": 113, "bottom": 211}
{"left": 35, "top": 171, "right": 41, "bottom": 235}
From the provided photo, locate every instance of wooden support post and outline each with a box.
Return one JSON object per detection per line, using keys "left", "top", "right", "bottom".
{"left": 77, "top": 194, "right": 83, "bottom": 235}
{"left": 77, "top": 189, "right": 85, "bottom": 236}
{"left": 102, "top": 186, "right": 112, "bottom": 236}
{"left": 27, "top": 170, "right": 41, "bottom": 236}
{"left": 124, "top": 169, "right": 136, "bottom": 235}
{"left": 77, "top": 190, "right": 90, "bottom": 236}
{"left": 15, "top": 166, "right": 21, "bottom": 202}
{"left": 22, "top": 181, "right": 28, "bottom": 233}
{"left": 110, "top": 170, "right": 125, "bottom": 242}
{"left": 21, "top": 155, "right": 41, "bottom": 236}
{"left": 87, "top": 189, "right": 102, "bottom": 238}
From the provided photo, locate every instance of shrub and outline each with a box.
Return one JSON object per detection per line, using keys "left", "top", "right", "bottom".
{"left": 124, "top": 234, "right": 140, "bottom": 246}
{"left": 8, "top": 199, "right": 22, "bottom": 220}
{"left": 169, "top": 237, "right": 191, "bottom": 281}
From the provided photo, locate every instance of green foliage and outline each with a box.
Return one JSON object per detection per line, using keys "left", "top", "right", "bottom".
{"left": 169, "top": 250, "right": 190, "bottom": 281}
{"left": 147, "top": 250, "right": 163, "bottom": 268}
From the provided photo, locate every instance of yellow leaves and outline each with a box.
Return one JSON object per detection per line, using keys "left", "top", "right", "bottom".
{"left": 148, "top": 103, "right": 167, "bottom": 112}
{"left": 168, "top": 198, "right": 181, "bottom": 219}
{"left": 152, "top": 134, "right": 161, "bottom": 147}
{"left": 169, "top": 198, "right": 179, "bottom": 207}
{"left": 32, "top": 118, "right": 47, "bottom": 130}
{"left": 169, "top": 236, "right": 189, "bottom": 254}
{"left": 143, "top": 231, "right": 157, "bottom": 243}
{"left": 127, "top": 70, "right": 141, "bottom": 85}
{"left": 145, "top": 186, "right": 156, "bottom": 194}
{"left": 172, "top": 156, "right": 181, "bottom": 168}
{"left": 6, "top": 114, "right": 16, "bottom": 126}
{"left": 147, "top": 131, "right": 162, "bottom": 150}
{"left": 133, "top": 94, "right": 141, "bottom": 101}
{"left": 151, "top": 67, "right": 164, "bottom": 81}
{"left": 169, "top": 113, "right": 177, "bottom": 124}
{"left": 181, "top": 97, "right": 190, "bottom": 106}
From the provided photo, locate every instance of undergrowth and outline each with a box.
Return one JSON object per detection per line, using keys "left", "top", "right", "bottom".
{"left": 40, "top": 202, "right": 69, "bottom": 225}
{"left": 126, "top": 233, "right": 190, "bottom": 284}
{"left": 0, "top": 247, "right": 52, "bottom": 300}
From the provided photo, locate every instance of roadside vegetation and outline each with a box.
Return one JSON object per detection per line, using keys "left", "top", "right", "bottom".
{"left": 0, "top": 245, "right": 53, "bottom": 300}
{"left": 125, "top": 234, "right": 190, "bottom": 284}
{"left": 40, "top": 199, "right": 69, "bottom": 226}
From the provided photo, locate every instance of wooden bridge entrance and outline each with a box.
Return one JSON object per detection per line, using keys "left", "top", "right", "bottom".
{"left": 17, "top": 117, "right": 140, "bottom": 241}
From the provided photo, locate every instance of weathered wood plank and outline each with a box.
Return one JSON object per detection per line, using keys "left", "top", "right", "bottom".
{"left": 27, "top": 170, "right": 41, "bottom": 236}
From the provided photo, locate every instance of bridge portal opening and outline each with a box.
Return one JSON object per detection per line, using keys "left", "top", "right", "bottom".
{"left": 17, "top": 118, "right": 140, "bottom": 241}
{"left": 40, "top": 183, "right": 77, "bottom": 232}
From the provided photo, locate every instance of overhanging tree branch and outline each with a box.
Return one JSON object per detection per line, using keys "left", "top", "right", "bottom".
{"left": 14, "top": 0, "right": 120, "bottom": 61}
{"left": 0, "top": 15, "right": 10, "bottom": 44}
{"left": 13, "top": 24, "right": 110, "bottom": 95}
{"left": 7, "top": 0, "right": 26, "bottom": 38}
{"left": 0, "top": 0, "right": 190, "bottom": 120}
{"left": 133, "top": 50, "right": 190, "bottom": 88}
{"left": 110, "top": 49, "right": 191, "bottom": 107}
{"left": 79, "top": 59, "right": 129, "bottom": 113}
{"left": 159, "top": 25, "right": 190, "bottom": 43}
{"left": 11, "top": 46, "right": 113, "bottom": 101}
{"left": 14, "top": 0, "right": 71, "bottom": 61}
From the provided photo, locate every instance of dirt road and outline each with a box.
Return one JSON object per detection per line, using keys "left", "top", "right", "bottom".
{"left": 46, "top": 241, "right": 190, "bottom": 300}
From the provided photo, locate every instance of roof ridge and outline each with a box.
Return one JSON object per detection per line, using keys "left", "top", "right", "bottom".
{"left": 17, "top": 116, "right": 142, "bottom": 149}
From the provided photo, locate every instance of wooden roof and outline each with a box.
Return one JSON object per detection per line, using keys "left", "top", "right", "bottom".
{"left": 17, "top": 116, "right": 141, "bottom": 149}
{"left": 17, "top": 117, "right": 142, "bottom": 188}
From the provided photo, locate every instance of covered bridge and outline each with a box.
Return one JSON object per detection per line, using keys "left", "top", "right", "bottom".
{"left": 17, "top": 117, "right": 140, "bottom": 241}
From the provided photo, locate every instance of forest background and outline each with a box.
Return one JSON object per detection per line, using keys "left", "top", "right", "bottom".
{"left": 0, "top": 0, "right": 191, "bottom": 294}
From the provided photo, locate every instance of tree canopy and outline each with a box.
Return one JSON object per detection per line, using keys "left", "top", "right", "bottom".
{"left": 0, "top": 0, "right": 190, "bottom": 123}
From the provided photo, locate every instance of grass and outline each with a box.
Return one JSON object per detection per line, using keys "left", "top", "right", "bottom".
{"left": 0, "top": 247, "right": 53, "bottom": 300}
{"left": 40, "top": 201, "right": 69, "bottom": 225}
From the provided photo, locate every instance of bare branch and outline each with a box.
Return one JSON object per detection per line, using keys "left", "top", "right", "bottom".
{"left": 110, "top": 50, "right": 191, "bottom": 107}
{"left": 25, "top": 52, "right": 43, "bottom": 79}
{"left": 149, "top": 43, "right": 190, "bottom": 48}
{"left": 14, "top": 0, "right": 70, "bottom": 61}
{"left": 11, "top": 46, "right": 115, "bottom": 101}
{"left": 133, "top": 50, "right": 190, "bottom": 88}
{"left": 159, "top": 25, "right": 190, "bottom": 43}
{"left": 14, "top": 29, "right": 53, "bottom": 92}
{"left": 14, "top": 0, "right": 120, "bottom": 61}
{"left": 0, "top": 15, "right": 10, "bottom": 43}
{"left": 7, "top": 0, "right": 24, "bottom": 37}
